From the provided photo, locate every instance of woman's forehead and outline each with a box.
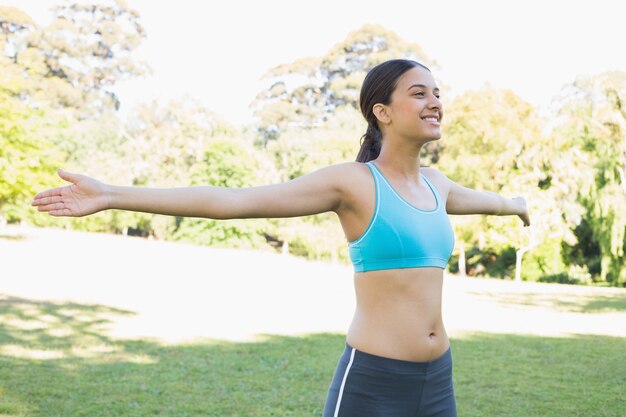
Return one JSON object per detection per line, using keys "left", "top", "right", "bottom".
{"left": 397, "top": 67, "right": 438, "bottom": 90}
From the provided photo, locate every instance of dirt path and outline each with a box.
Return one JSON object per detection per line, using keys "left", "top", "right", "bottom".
{"left": 2, "top": 225, "right": 625, "bottom": 342}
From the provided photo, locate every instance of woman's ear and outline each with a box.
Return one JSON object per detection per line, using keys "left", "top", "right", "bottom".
{"left": 372, "top": 103, "right": 391, "bottom": 125}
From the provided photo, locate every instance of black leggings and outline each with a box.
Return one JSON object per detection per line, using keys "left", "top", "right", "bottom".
{"left": 323, "top": 344, "right": 457, "bottom": 417}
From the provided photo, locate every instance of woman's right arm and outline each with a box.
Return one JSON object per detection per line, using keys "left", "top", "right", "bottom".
{"left": 32, "top": 164, "right": 357, "bottom": 219}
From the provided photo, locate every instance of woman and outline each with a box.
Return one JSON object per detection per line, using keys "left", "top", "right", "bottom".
{"left": 32, "top": 59, "right": 530, "bottom": 417}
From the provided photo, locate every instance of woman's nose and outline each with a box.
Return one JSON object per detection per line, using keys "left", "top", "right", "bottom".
{"left": 428, "top": 96, "right": 441, "bottom": 109}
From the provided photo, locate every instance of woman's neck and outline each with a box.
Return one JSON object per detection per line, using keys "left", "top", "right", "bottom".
{"left": 374, "top": 140, "right": 423, "bottom": 180}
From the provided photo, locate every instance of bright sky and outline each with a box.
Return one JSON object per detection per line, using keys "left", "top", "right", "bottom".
{"left": 8, "top": 0, "right": 626, "bottom": 124}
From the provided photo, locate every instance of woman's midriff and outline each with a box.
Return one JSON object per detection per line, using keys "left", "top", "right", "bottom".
{"left": 346, "top": 267, "right": 449, "bottom": 362}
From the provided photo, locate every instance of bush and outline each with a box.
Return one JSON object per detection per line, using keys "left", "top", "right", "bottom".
{"left": 448, "top": 246, "right": 516, "bottom": 278}
{"left": 539, "top": 265, "right": 592, "bottom": 285}
{"left": 172, "top": 139, "right": 273, "bottom": 250}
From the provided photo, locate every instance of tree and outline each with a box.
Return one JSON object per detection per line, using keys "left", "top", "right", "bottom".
{"left": 552, "top": 71, "right": 626, "bottom": 286}
{"left": 252, "top": 24, "right": 440, "bottom": 145}
{"left": 0, "top": 2, "right": 143, "bottom": 228}
{"left": 172, "top": 139, "right": 274, "bottom": 250}
{"left": 249, "top": 25, "right": 443, "bottom": 259}
{"left": 438, "top": 86, "right": 579, "bottom": 281}
{"left": 0, "top": 79, "right": 64, "bottom": 223}
{"left": 266, "top": 107, "right": 362, "bottom": 261}
{"left": 0, "top": 1, "right": 147, "bottom": 115}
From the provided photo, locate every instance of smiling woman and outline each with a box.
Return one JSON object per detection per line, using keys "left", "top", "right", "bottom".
{"left": 32, "top": 58, "right": 529, "bottom": 417}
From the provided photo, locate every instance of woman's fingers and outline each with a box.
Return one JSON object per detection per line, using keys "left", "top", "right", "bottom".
{"left": 519, "top": 212, "right": 530, "bottom": 227}
{"left": 32, "top": 187, "right": 64, "bottom": 203}
{"left": 57, "top": 168, "right": 79, "bottom": 183}
{"left": 36, "top": 201, "right": 59, "bottom": 212}
{"left": 32, "top": 194, "right": 63, "bottom": 206}
{"left": 36, "top": 200, "right": 77, "bottom": 217}
{"left": 49, "top": 207, "right": 73, "bottom": 217}
{"left": 32, "top": 169, "right": 78, "bottom": 204}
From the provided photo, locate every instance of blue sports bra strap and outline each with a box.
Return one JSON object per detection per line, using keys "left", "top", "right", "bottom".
{"left": 420, "top": 174, "right": 441, "bottom": 205}
{"left": 366, "top": 162, "right": 381, "bottom": 184}
{"left": 366, "top": 161, "right": 385, "bottom": 182}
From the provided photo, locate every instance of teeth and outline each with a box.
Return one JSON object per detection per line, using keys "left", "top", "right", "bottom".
{"left": 422, "top": 117, "right": 438, "bottom": 122}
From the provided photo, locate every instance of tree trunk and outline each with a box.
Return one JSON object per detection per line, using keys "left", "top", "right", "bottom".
{"left": 617, "top": 91, "right": 626, "bottom": 194}
{"left": 515, "top": 247, "right": 526, "bottom": 281}
{"left": 458, "top": 241, "right": 467, "bottom": 277}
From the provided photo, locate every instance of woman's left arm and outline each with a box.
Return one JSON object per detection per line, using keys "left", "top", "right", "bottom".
{"left": 433, "top": 171, "right": 530, "bottom": 227}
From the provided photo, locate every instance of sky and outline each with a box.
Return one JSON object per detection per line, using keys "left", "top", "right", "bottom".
{"left": 7, "top": 0, "right": 626, "bottom": 124}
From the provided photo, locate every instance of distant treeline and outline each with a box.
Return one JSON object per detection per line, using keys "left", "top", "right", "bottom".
{"left": 1, "top": 3, "right": 624, "bottom": 286}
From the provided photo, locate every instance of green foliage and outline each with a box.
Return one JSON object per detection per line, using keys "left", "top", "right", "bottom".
{"left": 561, "top": 218, "right": 602, "bottom": 277}
{"left": 190, "top": 140, "right": 260, "bottom": 188}
{"left": 553, "top": 71, "right": 626, "bottom": 286}
{"left": 267, "top": 107, "right": 362, "bottom": 180}
{"left": 485, "top": 247, "right": 517, "bottom": 278}
{"left": 3, "top": 5, "right": 625, "bottom": 287}
{"left": 439, "top": 87, "right": 568, "bottom": 281}
{"left": 263, "top": 108, "right": 361, "bottom": 260}
{"left": 449, "top": 246, "right": 517, "bottom": 278}
{"left": 0, "top": 80, "right": 64, "bottom": 223}
{"left": 2, "top": 1, "right": 147, "bottom": 114}
{"left": 253, "top": 24, "right": 439, "bottom": 144}
{"left": 539, "top": 265, "right": 593, "bottom": 285}
{"left": 172, "top": 217, "right": 271, "bottom": 250}
{"left": 277, "top": 214, "right": 349, "bottom": 262}
{"left": 521, "top": 240, "right": 568, "bottom": 282}
{"left": 172, "top": 139, "right": 274, "bottom": 250}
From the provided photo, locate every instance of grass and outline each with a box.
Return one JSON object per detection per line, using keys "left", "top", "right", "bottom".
{"left": 1, "top": 226, "right": 625, "bottom": 416}
{"left": 1, "top": 295, "right": 625, "bottom": 417}
{"left": 465, "top": 289, "right": 626, "bottom": 314}
{"left": 452, "top": 333, "right": 625, "bottom": 417}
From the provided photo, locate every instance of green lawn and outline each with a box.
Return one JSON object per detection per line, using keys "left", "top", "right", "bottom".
{"left": 1, "top": 226, "right": 625, "bottom": 416}
{"left": 1, "top": 295, "right": 624, "bottom": 417}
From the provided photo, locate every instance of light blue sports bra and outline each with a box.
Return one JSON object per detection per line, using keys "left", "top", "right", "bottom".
{"left": 349, "top": 162, "right": 455, "bottom": 272}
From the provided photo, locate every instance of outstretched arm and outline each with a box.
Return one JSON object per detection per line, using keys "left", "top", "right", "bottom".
{"left": 32, "top": 164, "right": 349, "bottom": 219}
{"left": 438, "top": 172, "right": 530, "bottom": 227}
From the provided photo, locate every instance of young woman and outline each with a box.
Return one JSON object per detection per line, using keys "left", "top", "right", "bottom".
{"left": 32, "top": 59, "right": 530, "bottom": 417}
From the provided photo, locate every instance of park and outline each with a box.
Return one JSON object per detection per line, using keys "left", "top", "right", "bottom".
{"left": 1, "top": 1, "right": 625, "bottom": 416}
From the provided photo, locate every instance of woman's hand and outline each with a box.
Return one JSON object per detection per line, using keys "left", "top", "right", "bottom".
{"left": 32, "top": 169, "right": 110, "bottom": 217}
{"left": 513, "top": 196, "right": 530, "bottom": 227}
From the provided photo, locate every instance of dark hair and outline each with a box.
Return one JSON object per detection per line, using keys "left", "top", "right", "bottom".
{"left": 356, "top": 59, "right": 431, "bottom": 162}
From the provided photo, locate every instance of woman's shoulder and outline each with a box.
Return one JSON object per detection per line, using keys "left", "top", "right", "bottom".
{"left": 421, "top": 165, "right": 448, "bottom": 180}
{"left": 299, "top": 162, "right": 373, "bottom": 192}
{"left": 318, "top": 162, "right": 376, "bottom": 197}
{"left": 421, "top": 166, "right": 452, "bottom": 199}
{"left": 324, "top": 161, "right": 374, "bottom": 177}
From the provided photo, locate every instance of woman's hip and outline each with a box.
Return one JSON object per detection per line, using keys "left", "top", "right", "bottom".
{"left": 323, "top": 343, "right": 457, "bottom": 417}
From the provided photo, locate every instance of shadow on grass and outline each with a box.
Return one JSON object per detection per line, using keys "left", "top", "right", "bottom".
{"left": 0, "top": 232, "right": 29, "bottom": 241}
{"left": 467, "top": 289, "right": 626, "bottom": 313}
{"left": 1, "top": 295, "right": 624, "bottom": 417}
{"left": 0, "top": 295, "right": 135, "bottom": 350}
{"left": 578, "top": 294, "right": 626, "bottom": 313}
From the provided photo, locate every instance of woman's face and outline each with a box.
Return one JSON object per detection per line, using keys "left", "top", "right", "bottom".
{"left": 386, "top": 66, "right": 443, "bottom": 142}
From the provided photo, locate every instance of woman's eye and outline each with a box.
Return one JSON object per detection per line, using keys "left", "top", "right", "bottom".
{"left": 412, "top": 92, "right": 440, "bottom": 99}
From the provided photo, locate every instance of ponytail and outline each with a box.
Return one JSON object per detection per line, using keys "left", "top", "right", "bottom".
{"left": 356, "top": 122, "right": 382, "bottom": 163}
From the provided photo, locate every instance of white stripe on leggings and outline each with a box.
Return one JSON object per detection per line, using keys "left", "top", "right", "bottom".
{"left": 333, "top": 347, "right": 356, "bottom": 417}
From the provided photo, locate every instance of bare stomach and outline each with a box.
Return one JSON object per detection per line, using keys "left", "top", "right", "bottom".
{"left": 346, "top": 267, "right": 450, "bottom": 362}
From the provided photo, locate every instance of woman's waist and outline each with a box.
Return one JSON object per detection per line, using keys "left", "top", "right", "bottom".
{"left": 346, "top": 323, "right": 449, "bottom": 362}
{"left": 347, "top": 312, "right": 448, "bottom": 362}
{"left": 350, "top": 307, "right": 445, "bottom": 336}
{"left": 354, "top": 267, "right": 445, "bottom": 298}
